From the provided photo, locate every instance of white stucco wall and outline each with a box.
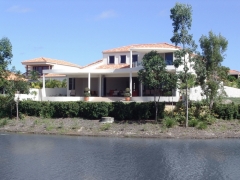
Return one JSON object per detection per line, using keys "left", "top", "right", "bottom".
{"left": 52, "top": 64, "right": 80, "bottom": 70}
{"left": 224, "top": 86, "right": 240, "bottom": 97}
{"left": 15, "top": 88, "right": 41, "bottom": 101}
{"left": 45, "top": 88, "right": 67, "bottom": 96}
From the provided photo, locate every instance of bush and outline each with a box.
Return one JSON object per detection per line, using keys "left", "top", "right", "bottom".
{"left": 0, "top": 119, "right": 7, "bottom": 127}
{"left": 197, "top": 122, "right": 207, "bottom": 130}
{"left": 213, "top": 103, "right": 239, "bottom": 120}
{"left": 19, "top": 100, "right": 42, "bottom": 117}
{"left": 162, "top": 116, "right": 177, "bottom": 128}
{"left": 100, "top": 123, "right": 111, "bottom": 131}
{"left": 188, "top": 119, "right": 198, "bottom": 127}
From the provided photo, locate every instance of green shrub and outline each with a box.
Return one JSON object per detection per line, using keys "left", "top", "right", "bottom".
{"left": 188, "top": 119, "right": 198, "bottom": 127}
{"left": 197, "top": 122, "right": 207, "bottom": 130}
{"left": 213, "top": 103, "right": 239, "bottom": 120}
{"left": 162, "top": 116, "right": 177, "bottom": 128}
{"left": 40, "top": 102, "right": 54, "bottom": 118}
{"left": 100, "top": 123, "right": 111, "bottom": 131}
{"left": 19, "top": 100, "right": 42, "bottom": 116}
{"left": 109, "top": 102, "right": 126, "bottom": 120}
{"left": 0, "top": 119, "right": 7, "bottom": 127}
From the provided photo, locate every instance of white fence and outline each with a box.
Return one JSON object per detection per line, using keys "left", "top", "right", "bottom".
{"left": 15, "top": 86, "right": 240, "bottom": 102}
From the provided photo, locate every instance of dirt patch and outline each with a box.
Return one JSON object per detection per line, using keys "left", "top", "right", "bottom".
{"left": 1, "top": 117, "right": 240, "bottom": 139}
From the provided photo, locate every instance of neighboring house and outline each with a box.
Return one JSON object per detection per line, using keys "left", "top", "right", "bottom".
{"left": 229, "top": 70, "right": 240, "bottom": 79}
{"left": 40, "top": 43, "right": 197, "bottom": 102}
{"left": 21, "top": 57, "right": 81, "bottom": 81}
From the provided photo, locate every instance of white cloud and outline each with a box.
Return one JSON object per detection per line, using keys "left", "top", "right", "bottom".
{"left": 95, "top": 10, "right": 117, "bottom": 20}
{"left": 6, "top": 5, "right": 32, "bottom": 13}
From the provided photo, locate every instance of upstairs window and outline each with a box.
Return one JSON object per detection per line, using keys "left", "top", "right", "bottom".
{"left": 33, "top": 66, "right": 49, "bottom": 75}
{"left": 120, "top": 55, "right": 126, "bottom": 64}
{"left": 165, "top": 53, "right": 173, "bottom": 65}
{"left": 109, "top": 56, "right": 115, "bottom": 64}
{"left": 132, "top": 55, "right": 138, "bottom": 62}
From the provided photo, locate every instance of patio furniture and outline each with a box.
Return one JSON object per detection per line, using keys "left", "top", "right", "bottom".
{"left": 108, "top": 90, "right": 114, "bottom": 96}
{"left": 112, "top": 90, "right": 119, "bottom": 96}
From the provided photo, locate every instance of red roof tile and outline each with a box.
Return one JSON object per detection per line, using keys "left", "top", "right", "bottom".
{"left": 22, "top": 57, "right": 81, "bottom": 68}
{"left": 97, "top": 64, "right": 130, "bottom": 69}
{"left": 42, "top": 74, "right": 66, "bottom": 78}
{"left": 81, "top": 59, "right": 103, "bottom": 69}
{"left": 229, "top": 70, "right": 240, "bottom": 75}
{"left": 103, "top": 43, "right": 180, "bottom": 53}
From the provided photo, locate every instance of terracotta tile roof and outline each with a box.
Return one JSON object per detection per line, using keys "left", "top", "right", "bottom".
{"left": 22, "top": 57, "right": 81, "bottom": 68}
{"left": 81, "top": 59, "right": 103, "bottom": 69}
{"left": 41, "top": 74, "right": 66, "bottom": 78}
{"left": 103, "top": 43, "right": 180, "bottom": 53}
{"left": 97, "top": 64, "right": 130, "bottom": 69}
{"left": 6, "top": 72, "right": 27, "bottom": 81}
{"left": 229, "top": 70, "right": 240, "bottom": 75}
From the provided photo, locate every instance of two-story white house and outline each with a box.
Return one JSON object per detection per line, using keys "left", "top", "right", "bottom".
{"left": 40, "top": 43, "right": 190, "bottom": 102}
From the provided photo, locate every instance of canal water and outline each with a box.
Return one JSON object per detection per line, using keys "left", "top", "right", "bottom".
{"left": 0, "top": 133, "right": 240, "bottom": 180}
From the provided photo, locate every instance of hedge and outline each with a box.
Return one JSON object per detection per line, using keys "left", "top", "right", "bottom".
{"left": 10, "top": 100, "right": 165, "bottom": 120}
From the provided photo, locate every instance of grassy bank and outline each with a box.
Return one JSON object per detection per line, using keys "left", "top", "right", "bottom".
{"left": 1, "top": 116, "right": 240, "bottom": 139}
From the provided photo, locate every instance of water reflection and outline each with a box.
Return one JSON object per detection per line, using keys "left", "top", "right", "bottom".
{"left": 1, "top": 134, "right": 240, "bottom": 180}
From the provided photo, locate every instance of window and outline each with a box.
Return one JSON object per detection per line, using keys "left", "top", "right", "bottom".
{"left": 132, "top": 55, "right": 138, "bottom": 62}
{"left": 109, "top": 56, "right": 115, "bottom": 64}
{"left": 33, "top": 66, "right": 50, "bottom": 75}
{"left": 120, "top": 55, "right": 126, "bottom": 63}
{"left": 165, "top": 53, "right": 173, "bottom": 65}
{"left": 69, "top": 78, "right": 75, "bottom": 90}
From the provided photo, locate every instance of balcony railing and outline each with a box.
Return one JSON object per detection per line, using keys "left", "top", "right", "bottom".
{"left": 132, "top": 61, "right": 142, "bottom": 67}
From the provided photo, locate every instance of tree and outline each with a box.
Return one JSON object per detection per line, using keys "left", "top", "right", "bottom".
{"left": 170, "top": 3, "right": 197, "bottom": 127}
{"left": 138, "top": 51, "right": 177, "bottom": 121}
{"left": 0, "top": 37, "right": 13, "bottom": 92}
{"left": 29, "top": 70, "right": 40, "bottom": 81}
{"left": 194, "top": 31, "right": 228, "bottom": 109}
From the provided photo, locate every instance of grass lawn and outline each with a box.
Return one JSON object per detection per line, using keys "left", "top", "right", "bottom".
{"left": 223, "top": 97, "right": 240, "bottom": 104}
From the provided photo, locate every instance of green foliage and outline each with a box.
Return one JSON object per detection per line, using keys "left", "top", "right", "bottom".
{"left": 16, "top": 101, "right": 165, "bottom": 120}
{"left": 84, "top": 87, "right": 90, "bottom": 97}
{"left": 19, "top": 100, "right": 42, "bottom": 116}
{"left": 82, "top": 102, "right": 109, "bottom": 119}
{"left": 170, "top": 3, "right": 197, "bottom": 127}
{"left": 188, "top": 119, "right": 198, "bottom": 127}
{"left": 138, "top": 51, "right": 176, "bottom": 121}
{"left": 0, "top": 37, "right": 12, "bottom": 73}
{"left": 0, "top": 95, "right": 15, "bottom": 118}
{"left": 194, "top": 31, "right": 229, "bottom": 110}
{"left": 0, "top": 118, "right": 8, "bottom": 127}
{"left": 100, "top": 123, "right": 111, "bottom": 131}
{"left": 108, "top": 101, "right": 165, "bottom": 121}
{"left": 40, "top": 102, "right": 55, "bottom": 118}
{"left": 29, "top": 70, "right": 39, "bottom": 81}
{"left": 162, "top": 116, "right": 177, "bottom": 128}
{"left": 124, "top": 88, "right": 131, "bottom": 97}
{"left": 212, "top": 103, "right": 238, "bottom": 120}
{"left": 197, "top": 122, "right": 208, "bottom": 130}
{"left": 30, "top": 79, "right": 67, "bottom": 89}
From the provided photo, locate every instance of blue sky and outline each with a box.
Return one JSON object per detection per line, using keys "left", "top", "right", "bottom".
{"left": 1, "top": 0, "right": 240, "bottom": 73}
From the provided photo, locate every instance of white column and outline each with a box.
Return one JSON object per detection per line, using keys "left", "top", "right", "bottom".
{"left": 98, "top": 74, "right": 102, "bottom": 97}
{"left": 129, "top": 72, "right": 132, "bottom": 97}
{"left": 130, "top": 50, "right": 132, "bottom": 68}
{"left": 88, "top": 73, "right": 91, "bottom": 90}
{"left": 140, "top": 82, "right": 143, "bottom": 97}
{"left": 66, "top": 77, "right": 69, "bottom": 96}
{"left": 42, "top": 73, "right": 46, "bottom": 97}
